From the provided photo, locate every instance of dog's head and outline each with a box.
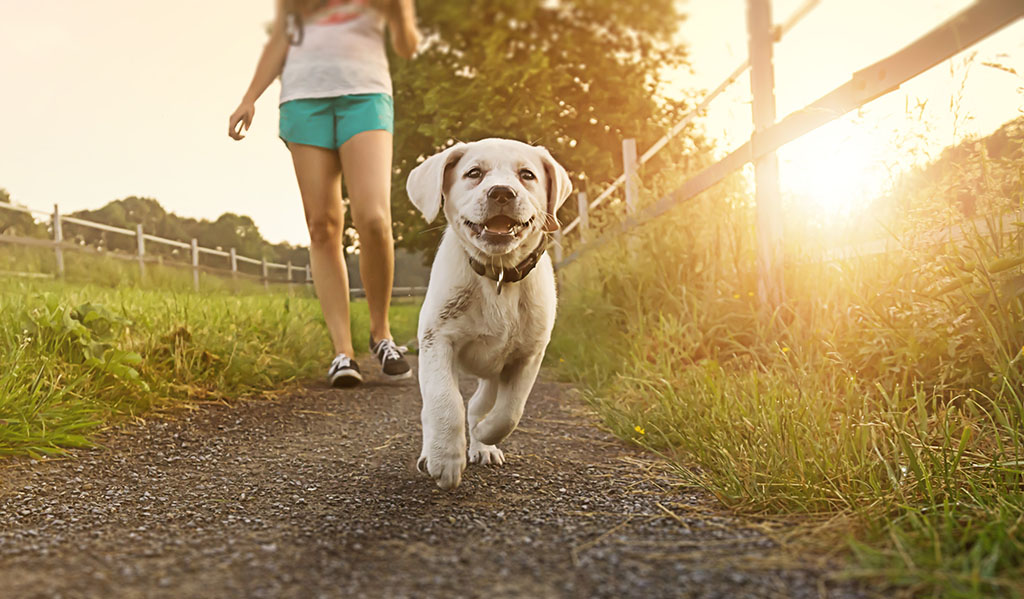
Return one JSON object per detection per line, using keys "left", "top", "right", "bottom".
{"left": 406, "top": 138, "right": 572, "bottom": 258}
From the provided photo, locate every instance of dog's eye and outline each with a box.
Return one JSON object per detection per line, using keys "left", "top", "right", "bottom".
{"left": 519, "top": 169, "right": 536, "bottom": 181}
{"left": 464, "top": 167, "right": 482, "bottom": 179}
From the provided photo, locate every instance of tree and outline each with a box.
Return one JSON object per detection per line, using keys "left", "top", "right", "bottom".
{"left": 198, "top": 213, "right": 266, "bottom": 258}
{"left": 69, "top": 196, "right": 188, "bottom": 253}
{"left": 0, "top": 188, "right": 48, "bottom": 238}
{"left": 388, "top": 0, "right": 704, "bottom": 256}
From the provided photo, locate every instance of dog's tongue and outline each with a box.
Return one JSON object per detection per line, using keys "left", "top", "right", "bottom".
{"left": 484, "top": 215, "right": 516, "bottom": 233}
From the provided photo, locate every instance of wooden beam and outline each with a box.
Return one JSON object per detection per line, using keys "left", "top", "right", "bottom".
{"left": 576, "top": 192, "right": 589, "bottom": 243}
{"left": 136, "top": 224, "right": 146, "bottom": 279}
{"left": 752, "top": 0, "right": 1024, "bottom": 160}
{"left": 748, "top": 0, "right": 784, "bottom": 306}
{"left": 191, "top": 238, "right": 200, "bottom": 292}
{"left": 52, "top": 204, "right": 64, "bottom": 277}
{"left": 622, "top": 139, "right": 639, "bottom": 215}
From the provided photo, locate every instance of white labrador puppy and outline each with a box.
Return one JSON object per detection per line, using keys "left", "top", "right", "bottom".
{"left": 406, "top": 138, "right": 572, "bottom": 490}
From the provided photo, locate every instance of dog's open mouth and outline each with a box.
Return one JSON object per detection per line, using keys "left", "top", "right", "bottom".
{"left": 464, "top": 215, "right": 532, "bottom": 240}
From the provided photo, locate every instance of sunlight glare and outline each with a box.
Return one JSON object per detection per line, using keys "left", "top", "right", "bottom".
{"left": 777, "top": 119, "right": 891, "bottom": 222}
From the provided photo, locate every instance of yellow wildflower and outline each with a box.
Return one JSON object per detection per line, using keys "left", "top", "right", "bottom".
{"left": 634, "top": 425, "right": 645, "bottom": 435}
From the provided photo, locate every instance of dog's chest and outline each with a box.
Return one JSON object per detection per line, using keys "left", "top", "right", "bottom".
{"left": 453, "top": 289, "right": 547, "bottom": 377}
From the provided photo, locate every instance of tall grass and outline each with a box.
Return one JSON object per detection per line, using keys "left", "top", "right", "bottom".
{"left": 0, "top": 273, "right": 420, "bottom": 458}
{"left": 550, "top": 136, "right": 1024, "bottom": 596}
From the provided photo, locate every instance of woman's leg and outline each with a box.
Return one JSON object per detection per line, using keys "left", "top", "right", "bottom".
{"left": 340, "top": 129, "right": 395, "bottom": 343}
{"left": 289, "top": 142, "right": 355, "bottom": 357}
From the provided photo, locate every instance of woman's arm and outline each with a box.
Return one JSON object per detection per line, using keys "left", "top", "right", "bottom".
{"left": 229, "top": 0, "right": 290, "bottom": 140}
{"left": 381, "top": 0, "right": 421, "bottom": 60}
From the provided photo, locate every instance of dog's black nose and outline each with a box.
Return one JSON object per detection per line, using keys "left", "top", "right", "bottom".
{"left": 486, "top": 185, "right": 517, "bottom": 205}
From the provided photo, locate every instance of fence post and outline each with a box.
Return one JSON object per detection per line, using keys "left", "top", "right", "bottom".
{"left": 305, "top": 264, "right": 312, "bottom": 284}
{"left": 261, "top": 257, "right": 269, "bottom": 290}
{"left": 552, "top": 229, "right": 564, "bottom": 288}
{"left": 747, "top": 0, "right": 784, "bottom": 306}
{"left": 286, "top": 261, "right": 294, "bottom": 290}
{"left": 576, "top": 191, "right": 589, "bottom": 243}
{"left": 622, "top": 138, "right": 639, "bottom": 215}
{"left": 52, "top": 204, "right": 65, "bottom": 278}
{"left": 190, "top": 238, "right": 200, "bottom": 292}
{"left": 229, "top": 248, "right": 238, "bottom": 279}
{"left": 135, "top": 224, "right": 146, "bottom": 279}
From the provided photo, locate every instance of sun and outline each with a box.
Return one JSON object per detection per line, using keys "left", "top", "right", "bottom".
{"left": 776, "top": 118, "right": 891, "bottom": 222}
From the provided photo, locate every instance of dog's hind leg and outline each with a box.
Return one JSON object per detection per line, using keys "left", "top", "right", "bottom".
{"left": 467, "top": 378, "right": 504, "bottom": 465}
{"left": 471, "top": 353, "right": 543, "bottom": 447}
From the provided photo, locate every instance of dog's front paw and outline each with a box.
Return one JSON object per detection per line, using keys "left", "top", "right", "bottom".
{"left": 469, "top": 442, "right": 505, "bottom": 466}
{"left": 417, "top": 448, "right": 467, "bottom": 490}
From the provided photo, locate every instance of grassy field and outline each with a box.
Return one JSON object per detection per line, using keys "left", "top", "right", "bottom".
{"left": 548, "top": 145, "right": 1024, "bottom": 597}
{"left": 0, "top": 247, "right": 420, "bottom": 458}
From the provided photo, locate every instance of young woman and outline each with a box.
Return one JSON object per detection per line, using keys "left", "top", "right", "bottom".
{"left": 228, "top": 0, "right": 421, "bottom": 387}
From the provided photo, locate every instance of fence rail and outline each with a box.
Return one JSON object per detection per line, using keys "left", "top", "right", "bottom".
{"left": 552, "top": 0, "right": 1024, "bottom": 304}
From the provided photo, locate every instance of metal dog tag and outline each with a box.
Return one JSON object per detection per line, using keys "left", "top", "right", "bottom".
{"left": 496, "top": 270, "right": 505, "bottom": 295}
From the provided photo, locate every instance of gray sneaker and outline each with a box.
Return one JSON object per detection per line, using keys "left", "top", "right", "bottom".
{"left": 370, "top": 337, "right": 412, "bottom": 380}
{"left": 327, "top": 353, "right": 363, "bottom": 388}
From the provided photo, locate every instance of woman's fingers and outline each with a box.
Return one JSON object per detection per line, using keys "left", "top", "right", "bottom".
{"left": 228, "top": 106, "right": 254, "bottom": 140}
{"left": 228, "top": 112, "right": 244, "bottom": 140}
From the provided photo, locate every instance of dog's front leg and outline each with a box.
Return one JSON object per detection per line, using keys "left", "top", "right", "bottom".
{"left": 472, "top": 353, "right": 544, "bottom": 447}
{"left": 468, "top": 378, "right": 504, "bottom": 465}
{"left": 416, "top": 342, "right": 467, "bottom": 490}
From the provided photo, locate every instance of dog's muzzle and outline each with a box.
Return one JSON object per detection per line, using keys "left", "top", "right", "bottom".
{"left": 486, "top": 185, "right": 517, "bottom": 205}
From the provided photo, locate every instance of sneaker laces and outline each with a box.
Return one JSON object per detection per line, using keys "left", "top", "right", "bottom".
{"left": 331, "top": 353, "right": 353, "bottom": 369}
{"left": 376, "top": 339, "right": 406, "bottom": 362}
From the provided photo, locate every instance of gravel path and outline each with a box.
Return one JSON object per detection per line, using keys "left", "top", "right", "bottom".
{"left": 0, "top": 359, "right": 866, "bottom": 599}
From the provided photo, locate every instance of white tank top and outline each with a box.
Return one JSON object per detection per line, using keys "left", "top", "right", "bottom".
{"left": 279, "top": 1, "right": 392, "bottom": 104}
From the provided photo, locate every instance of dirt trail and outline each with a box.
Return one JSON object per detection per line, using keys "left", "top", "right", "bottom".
{"left": 0, "top": 359, "right": 865, "bottom": 599}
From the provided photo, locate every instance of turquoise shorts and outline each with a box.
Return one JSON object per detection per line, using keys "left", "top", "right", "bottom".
{"left": 279, "top": 93, "right": 394, "bottom": 149}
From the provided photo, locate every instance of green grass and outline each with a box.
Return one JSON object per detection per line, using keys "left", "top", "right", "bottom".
{"left": 0, "top": 269, "right": 420, "bottom": 458}
{"left": 549, "top": 148, "right": 1024, "bottom": 597}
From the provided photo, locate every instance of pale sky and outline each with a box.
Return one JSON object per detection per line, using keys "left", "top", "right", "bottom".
{"left": 1, "top": 1, "right": 1021, "bottom": 245}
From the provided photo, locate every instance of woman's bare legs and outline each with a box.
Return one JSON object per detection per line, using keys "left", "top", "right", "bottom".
{"left": 340, "top": 129, "right": 395, "bottom": 343}
{"left": 289, "top": 142, "right": 356, "bottom": 357}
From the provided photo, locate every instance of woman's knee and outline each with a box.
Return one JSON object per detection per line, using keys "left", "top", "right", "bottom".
{"left": 306, "top": 213, "right": 344, "bottom": 247}
{"left": 352, "top": 211, "right": 392, "bottom": 240}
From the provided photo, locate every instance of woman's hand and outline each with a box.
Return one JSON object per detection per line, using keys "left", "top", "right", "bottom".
{"left": 228, "top": 100, "right": 256, "bottom": 140}
{"left": 380, "top": 0, "right": 421, "bottom": 59}
{"left": 368, "top": 0, "right": 398, "bottom": 16}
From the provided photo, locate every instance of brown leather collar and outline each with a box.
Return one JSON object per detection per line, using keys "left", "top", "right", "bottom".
{"left": 467, "top": 236, "right": 548, "bottom": 295}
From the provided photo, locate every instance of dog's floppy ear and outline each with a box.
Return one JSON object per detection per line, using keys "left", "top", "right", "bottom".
{"left": 537, "top": 146, "right": 573, "bottom": 233}
{"left": 406, "top": 142, "right": 468, "bottom": 223}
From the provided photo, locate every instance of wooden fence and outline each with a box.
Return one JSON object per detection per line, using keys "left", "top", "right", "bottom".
{"left": 0, "top": 201, "right": 427, "bottom": 296}
{"left": 0, "top": 200, "right": 308, "bottom": 290}
{"left": 551, "top": 0, "right": 1024, "bottom": 304}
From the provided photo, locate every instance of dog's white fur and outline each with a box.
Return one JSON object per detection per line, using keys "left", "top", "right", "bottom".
{"left": 406, "top": 138, "right": 572, "bottom": 490}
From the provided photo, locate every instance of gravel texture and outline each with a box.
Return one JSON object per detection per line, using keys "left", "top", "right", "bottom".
{"left": 0, "top": 359, "right": 867, "bottom": 599}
